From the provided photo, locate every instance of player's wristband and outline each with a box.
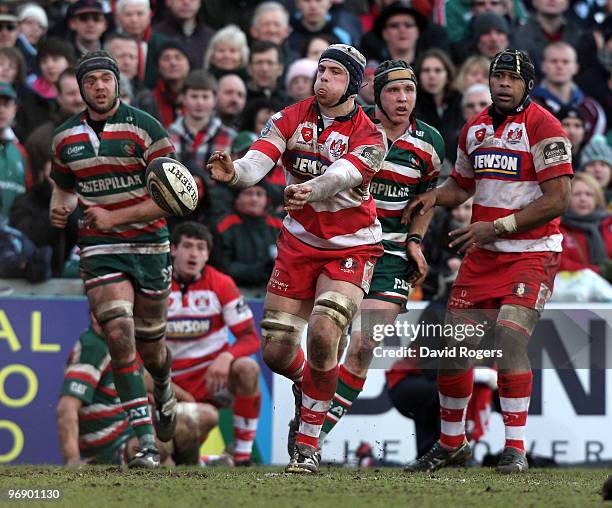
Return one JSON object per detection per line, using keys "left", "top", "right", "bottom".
{"left": 406, "top": 234, "right": 423, "bottom": 245}
{"left": 228, "top": 170, "right": 239, "bottom": 187}
{"left": 493, "top": 214, "right": 518, "bottom": 236}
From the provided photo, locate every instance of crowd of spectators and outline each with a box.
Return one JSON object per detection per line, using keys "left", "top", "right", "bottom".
{"left": 0, "top": 0, "right": 610, "bottom": 297}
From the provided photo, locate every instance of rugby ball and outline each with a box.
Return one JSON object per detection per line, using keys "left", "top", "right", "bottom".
{"left": 145, "top": 157, "right": 198, "bottom": 216}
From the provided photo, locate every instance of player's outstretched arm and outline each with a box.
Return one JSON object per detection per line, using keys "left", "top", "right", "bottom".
{"left": 207, "top": 150, "right": 276, "bottom": 189}
{"left": 56, "top": 395, "right": 85, "bottom": 466}
{"left": 402, "top": 177, "right": 472, "bottom": 225}
{"left": 83, "top": 199, "right": 168, "bottom": 231}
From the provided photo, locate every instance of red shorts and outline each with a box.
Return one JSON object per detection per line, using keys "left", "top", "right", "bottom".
{"left": 448, "top": 248, "right": 560, "bottom": 313}
{"left": 268, "top": 230, "right": 383, "bottom": 300}
{"left": 172, "top": 365, "right": 211, "bottom": 403}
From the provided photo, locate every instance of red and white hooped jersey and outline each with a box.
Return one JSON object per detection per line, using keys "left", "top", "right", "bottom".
{"left": 166, "top": 266, "right": 258, "bottom": 377}
{"left": 248, "top": 96, "right": 386, "bottom": 250}
{"left": 452, "top": 101, "right": 573, "bottom": 253}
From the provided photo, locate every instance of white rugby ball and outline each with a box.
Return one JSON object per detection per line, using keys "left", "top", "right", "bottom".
{"left": 145, "top": 157, "right": 199, "bottom": 216}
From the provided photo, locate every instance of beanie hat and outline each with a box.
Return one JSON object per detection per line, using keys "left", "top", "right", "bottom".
{"left": 319, "top": 44, "right": 366, "bottom": 105}
{"left": 490, "top": 49, "right": 535, "bottom": 109}
{"left": 76, "top": 50, "right": 120, "bottom": 101}
{"left": 18, "top": 3, "right": 48, "bottom": 30}
{"left": 580, "top": 135, "right": 612, "bottom": 169}
{"left": 472, "top": 12, "right": 510, "bottom": 40}
{"left": 555, "top": 105, "right": 585, "bottom": 125}
{"left": 285, "top": 58, "right": 318, "bottom": 89}
{"left": 158, "top": 39, "right": 191, "bottom": 66}
{"left": 374, "top": 59, "right": 417, "bottom": 119}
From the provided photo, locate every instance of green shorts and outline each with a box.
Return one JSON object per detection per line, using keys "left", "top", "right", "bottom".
{"left": 80, "top": 248, "right": 172, "bottom": 298}
{"left": 367, "top": 253, "right": 413, "bottom": 304}
{"left": 86, "top": 429, "right": 137, "bottom": 465}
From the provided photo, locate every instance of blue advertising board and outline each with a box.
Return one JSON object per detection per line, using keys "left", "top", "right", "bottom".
{"left": 0, "top": 296, "right": 272, "bottom": 464}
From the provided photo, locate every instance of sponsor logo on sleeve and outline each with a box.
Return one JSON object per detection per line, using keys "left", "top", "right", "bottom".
{"left": 543, "top": 141, "right": 570, "bottom": 165}
{"left": 357, "top": 145, "right": 385, "bottom": 169}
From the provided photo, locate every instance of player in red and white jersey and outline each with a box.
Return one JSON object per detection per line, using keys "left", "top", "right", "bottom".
{"left": 207, "top": 44, "right": 386, "bottom": 473}
{"left": 403, "top": 50, "right": 573, "bottom": 474}
{"left": 166, "top": 222, "right": 262, "bottom": 465}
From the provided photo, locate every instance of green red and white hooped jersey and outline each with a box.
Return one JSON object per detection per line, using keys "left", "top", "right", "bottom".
{"left": 50, "top": 102, "right": 175, "bottom": 252}
{"left": 60, "top": 328, "right": 132, "bottom": 460}
{"left": 364, "top": 107, "right": 444, "bottom": 260}
{"left": 452, "top": 101, "right": 573, "bottom": 253}
{"left": 249, "top": 96, "right": 386, "bottom": 250}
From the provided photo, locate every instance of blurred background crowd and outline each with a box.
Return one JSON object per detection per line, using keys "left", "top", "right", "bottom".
{"left": 0, "top": 0, "right": 610, "bottom": 301}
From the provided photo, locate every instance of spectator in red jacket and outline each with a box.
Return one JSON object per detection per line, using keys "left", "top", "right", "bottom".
{"left": 560, "top": 173, "right": 612, "bottom": 280}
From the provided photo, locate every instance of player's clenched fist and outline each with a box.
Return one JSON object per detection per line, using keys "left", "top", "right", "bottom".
{"left": 50, "top": 206, "right": 72, "bottom": 229}
{"left": 284, "top": 183, "right": 313, "bottom": 211}
{"left": 207, "top": 151, "right": 236, "bottom": 183}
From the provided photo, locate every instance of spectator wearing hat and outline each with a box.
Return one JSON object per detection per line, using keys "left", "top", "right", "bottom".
{"left": 361, "top": 2, "right": 450, "bottom": 64}
{"left": 0, "top": 81, "right": 30, "bottom": 218}
{"left": 444, "top": 0, "right": 526, "bottom": 45}
{"left": 453, "top": 11, "right": 512, "bottom": 64}
{"left": 286, "top": 58, "right": 317, "bottom": 103}
{"left": 16, "top": 38, "right": 76, "bottom": 143}
{"left": 514, "top": 0, "right": 582, "bottom": 75}
{"left": 532, "top": 41, "right": 607, "bottom": 145}
{"left": 580, "top": 135, "right": 612, "bottom": 207}
{"left": 115, "top": 0, "right": 168, "bottom": 89}
{"left": 68, "top": 0, "right": 109, "bottom": 60}
{"left": 216, "top": 73, "right": 247, "bottom": 130}
{"left": 153, "top": 0, "right": 214, "bottom": 69}
{"left": 16, "top": 3, "right": 47, "bottom": 76}
{"left": 556, "top": 105, "right": 587, "bottom": 170}
{"left": 559, "top": 172, "right": 612, "bottom": 279}
{"left": 0, "top": 8, "right": 18, "bottom": 49}
{"left": 286, "top": 0, "right": 353, "bottom": 56}
{"left": 576, "top": 15, "right": 612, "bottom": 128}
{"left": 212, "top": 182, "right": 283, "bottom": 290}
{"left": 134, "top": 40, "right": 191, "bottom": 127}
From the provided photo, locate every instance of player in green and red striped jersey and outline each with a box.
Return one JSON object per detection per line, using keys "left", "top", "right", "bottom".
{"left": 57, "top": 317, "right": 219, "bottom": 466}
{"left": 317, "top": 60, "right": 445, "bottom": 445}
{"left": 50, "top": 51, "right": 178, "bottom": 468}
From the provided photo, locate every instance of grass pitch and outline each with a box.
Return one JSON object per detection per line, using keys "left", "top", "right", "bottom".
{"left": 0, "top": 466, "right": 609, "bottom": 508}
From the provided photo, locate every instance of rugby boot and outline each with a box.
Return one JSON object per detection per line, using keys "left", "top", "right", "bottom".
{"left": 128, "top": 447, "right": 161, "bottom": 469}
{"left": 496, "top": 447, "right": 529, "bottom": 474}
{"left": 286, "top": 443, "right": 319, "bottom": 474}
{"left": 404, "top": 439, "right": 472, "bottom": 473}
